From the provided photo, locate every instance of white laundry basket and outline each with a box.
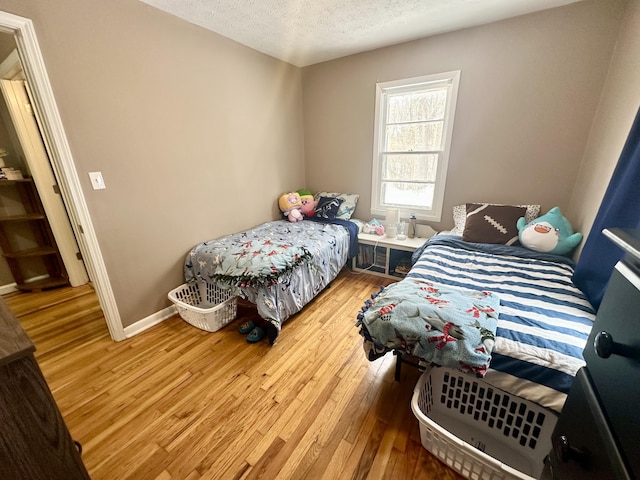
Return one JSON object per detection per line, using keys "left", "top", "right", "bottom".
{"left": 168, "top": 281, "right": 238, "bottom": 332}
{"left": 411, "top": 367, "right": 556, "bottom": 480}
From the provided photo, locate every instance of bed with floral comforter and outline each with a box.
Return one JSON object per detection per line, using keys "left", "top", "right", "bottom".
{"left": 185, "top": 219, "right": 358, "bottom": 343}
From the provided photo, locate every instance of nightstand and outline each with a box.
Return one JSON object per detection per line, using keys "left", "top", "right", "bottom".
{"left": 352, "top": 228, "right": 435, "bottom": 279}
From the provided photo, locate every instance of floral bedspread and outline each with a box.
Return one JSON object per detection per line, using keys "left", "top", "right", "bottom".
{"left": 185, "top": 237, "right": 311, "bottom": 288}
{"left": 357, "top": 278, "right": 500, "bottom": 376}
{"left": 184, "top": 220, "right": 354, "bottom": 343}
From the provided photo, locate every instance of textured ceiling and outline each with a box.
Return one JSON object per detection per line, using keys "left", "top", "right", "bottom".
{"left": 138, "top": 0, "right": 583, "bottom": 67}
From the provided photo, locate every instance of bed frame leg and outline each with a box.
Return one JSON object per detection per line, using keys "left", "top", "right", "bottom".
{"left": 394, "top": 351, "right": 402, "bottom": 381}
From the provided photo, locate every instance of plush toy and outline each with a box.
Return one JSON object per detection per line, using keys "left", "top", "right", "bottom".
{"left": 278, "top": 192, "right": 304, "bottom": 222}
{"left": 517, "top": 206, "right": 582, "bottom": 256}
{"left": 297, "top": 189, "right": 317, "bottom": 217}
{"left": 363, "top": 218, "right": 385, "bottom": 236}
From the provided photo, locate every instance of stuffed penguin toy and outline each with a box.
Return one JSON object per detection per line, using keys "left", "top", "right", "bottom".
{"left": 517, "top": 207, "right": 582, "bottom": 256}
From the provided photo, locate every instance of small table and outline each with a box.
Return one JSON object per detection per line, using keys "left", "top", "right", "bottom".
{"left": 352, "top": 228, "right": 436, "bottom": 279}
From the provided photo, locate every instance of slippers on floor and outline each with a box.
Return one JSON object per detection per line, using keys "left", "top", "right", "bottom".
{"left": 246, "top": 326, "right": 266, "bottom": 343}
{"left": 238, "top": 320, "right": 255, "bottom": 334}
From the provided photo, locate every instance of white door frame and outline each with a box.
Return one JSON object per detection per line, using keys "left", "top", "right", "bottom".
{"left": 0, "top": 11, "right": 124, "bottom": 340}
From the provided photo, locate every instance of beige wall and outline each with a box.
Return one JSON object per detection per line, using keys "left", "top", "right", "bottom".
{"left": 302, "top": 0, "right": 626, "bottom": 231}
{"left": 568, "top": 0, "right": 640, "bottom": 245}
{"left": 0, "top": 0, "right": 305, "bottom": 327}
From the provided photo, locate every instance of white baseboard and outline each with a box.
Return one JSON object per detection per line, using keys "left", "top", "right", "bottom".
{"left": 123, "top": 305, "right": 177, "bottom": 339}
{"left": 0, "top": 274, "right": 51, "bottom": 296}
{"left": 0, "top": 282, "right": 18, "bottom": 295}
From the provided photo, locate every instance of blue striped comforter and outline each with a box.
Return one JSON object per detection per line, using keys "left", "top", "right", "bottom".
{"left": 407, "top": 235, "right": 595, "bottom": 412}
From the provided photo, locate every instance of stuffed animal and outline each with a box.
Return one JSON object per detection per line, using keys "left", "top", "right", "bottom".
{"left": 363, "top": 219, "right": 385, "bottom": 236}
{"left": 517, "top": 206, "right": 582, "bottom": 256}
{"left": 297, "top": 189, "right": 317, "bottom": 217}
{"left": 278, "top": 192, "right": 304, "bottom": 222}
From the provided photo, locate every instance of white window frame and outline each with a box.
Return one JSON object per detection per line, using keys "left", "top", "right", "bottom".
{"left": 370, "top": 70, "right": 461, "bottom": 222}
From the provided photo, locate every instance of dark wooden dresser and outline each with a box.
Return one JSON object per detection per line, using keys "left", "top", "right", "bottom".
{"left": 0, "top": 297, "right": 90, "bottom": 479}
{"left": 542, "top": 228, "right": 640, "bottom": 479}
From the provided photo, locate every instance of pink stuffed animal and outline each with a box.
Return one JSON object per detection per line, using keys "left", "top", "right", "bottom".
{"left": 298, "top": 190, "right": 318, "bottom": 217}
{"left": 278, "top": 192, "right": 304, "bottom": 222}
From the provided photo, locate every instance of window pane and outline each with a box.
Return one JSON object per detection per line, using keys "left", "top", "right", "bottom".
{"left": 382, "top": 182, "right": 434, "bottom": 209}
{"left": 387, "top": 89, "right": 447, "bottom": 123}
{"left": 385, "top": 121, "right": 443, "bottom": 152}
{"left": 382, "top": 154, "right": 438, "bottom": 182}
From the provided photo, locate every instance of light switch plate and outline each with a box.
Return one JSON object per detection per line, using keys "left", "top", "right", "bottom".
{"left": 88, "top": 171, "right": 106, "bottom": 190}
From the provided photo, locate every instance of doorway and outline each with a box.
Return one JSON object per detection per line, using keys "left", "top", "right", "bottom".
{"left": 0, "top": 11, "right": 124, "bottom": 341}
{"left": 0, "top": 48, "right": 89, "bottom": 288}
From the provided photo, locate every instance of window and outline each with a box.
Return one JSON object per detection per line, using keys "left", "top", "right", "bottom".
{"left": 371, "top": 71, "right": 460, "bottom": 222}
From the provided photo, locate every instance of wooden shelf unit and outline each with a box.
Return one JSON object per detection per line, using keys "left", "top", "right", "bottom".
{"left": 0, "top": 178, "right": 69, "bottom": 291}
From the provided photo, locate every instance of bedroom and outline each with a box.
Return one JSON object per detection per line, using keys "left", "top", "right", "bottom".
{"left": 0, "top": 0, "right": 632, "bottom": 338}
{"left": 0, "top": 0, "right": 638, "bottom": 478}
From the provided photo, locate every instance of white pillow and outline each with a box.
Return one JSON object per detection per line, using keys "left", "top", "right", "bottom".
{"left": 450, "top": 203, "right": 540, "bottom": 236}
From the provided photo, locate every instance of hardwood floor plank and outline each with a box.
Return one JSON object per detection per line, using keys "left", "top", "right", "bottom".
{"left": 318, "top": 438, "right": 355, "bottom": 480}
{"left": 3, "top": 270, "right": 465, "bottom": 480}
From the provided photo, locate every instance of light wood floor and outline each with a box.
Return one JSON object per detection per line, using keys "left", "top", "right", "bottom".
{"left": 4, "top": 270, "right": 464, "bottom": 480}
